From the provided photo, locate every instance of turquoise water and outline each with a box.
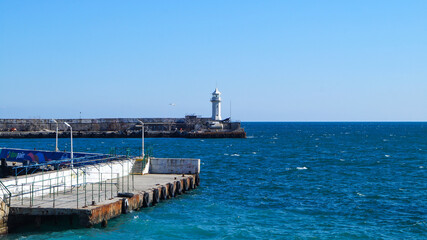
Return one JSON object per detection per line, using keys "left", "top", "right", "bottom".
{"left": 1, "top": 122, "right": 426, "bottom": 239}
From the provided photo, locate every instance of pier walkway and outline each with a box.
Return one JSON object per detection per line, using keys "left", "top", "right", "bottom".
{"left": 0, "top": 155, "right": 200, "bottom": 233}
{"left": 10, "top": 174, "right": 190, "bottom": 210}
{"left": 8, "top": 173, "right": 199, "bottom": 229}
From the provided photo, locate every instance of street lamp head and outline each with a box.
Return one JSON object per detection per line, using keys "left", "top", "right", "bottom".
{"left": 64, "top": 122, "right": 71, "bottom": 128}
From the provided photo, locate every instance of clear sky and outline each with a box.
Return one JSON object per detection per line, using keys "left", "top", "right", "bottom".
{"left": 1, "top": 0, "right": 426, "bottom": 121}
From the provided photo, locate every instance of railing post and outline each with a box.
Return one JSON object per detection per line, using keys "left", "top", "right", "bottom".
{"left": 53, "top": 186, "right": 55, "bottom": 208}
{"left": 98, "top": 181, "right": 101, "bottom": 203}
{"left": 84, "top": 173, "right": 87, "bottom": 207}
{"left": 77, "top": 168, "right": 79, "bottom": 208}
{"left": 110, "top": 163, "right": 113, "bottom": 198}
{"left": 71, "top": 169, "right": 73, "bottom": 193}
{"left": 21, "top": 183, "right": 24, "bottom": 205}
{"left": 127, "top": 161, "right": 130, "bottom": 192}
{"left": 116, "top": 173, "right": 119, "bottom": 196}
{"left": 30, "top": 183, "right": 34, "bottom": 207}
{"left": 117, "top": 173, "right": 120, "bottom": 192}
{"left": 42, "top": 169, "right": 44, "bottom": 200}
{"left": 110, "top": 174, "right": 113, "bottom": 199}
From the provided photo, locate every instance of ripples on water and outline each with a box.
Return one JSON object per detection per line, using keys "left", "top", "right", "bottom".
{"left": 1, "top": 122, "right": 426, "bottom": 239}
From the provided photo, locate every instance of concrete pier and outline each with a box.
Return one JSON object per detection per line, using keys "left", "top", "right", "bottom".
{"left": 8, "top": 174, "right": 199, "bottom": 230}
{"left": 0, "top": 154, "right": 201, "bottom": 234}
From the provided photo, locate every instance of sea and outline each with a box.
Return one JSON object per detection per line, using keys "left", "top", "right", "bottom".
{"left": 0, "top": 122, "right": 426, "bottom": 239}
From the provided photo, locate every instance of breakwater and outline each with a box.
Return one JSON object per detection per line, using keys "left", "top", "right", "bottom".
{"left": 0, "top": 116, "right": 246, "bottom": 138}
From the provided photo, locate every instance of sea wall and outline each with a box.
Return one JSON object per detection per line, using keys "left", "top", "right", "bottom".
{"left": 149, "top": 158, "right": 200, "bottom": 174}
{"left": 0, "top": 117, "right": 246, "bottom": 138}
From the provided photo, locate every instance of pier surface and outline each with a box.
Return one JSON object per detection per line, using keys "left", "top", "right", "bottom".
{"left": 0, "top": 153, "right": 201, "bottom": 234}
{"left": 8, "top": 173, "right": 199, "bottom": 230}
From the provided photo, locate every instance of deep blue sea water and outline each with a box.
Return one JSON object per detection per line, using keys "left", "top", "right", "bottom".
{"left": 1, "top": 122, "right": 426, "bottom": 239}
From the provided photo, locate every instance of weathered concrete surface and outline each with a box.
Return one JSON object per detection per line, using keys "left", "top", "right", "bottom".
{"left": 0, "top": 200, "right": 9, "bottom": 235}
{"left": 8, "top": 174, "right": 199, "bottom": 230}
{"left": 0, "top": 117, "right": 246, "bottom": 138}
{"left": 150, "top": 158, "right": 200, "bottom": 174}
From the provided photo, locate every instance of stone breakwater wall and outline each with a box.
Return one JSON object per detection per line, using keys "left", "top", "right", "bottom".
{"left": 0, "top": 118, "right": 180, "bottom": 132}
{"left": 0, "top": 118, "right": 245, "bottom": 138}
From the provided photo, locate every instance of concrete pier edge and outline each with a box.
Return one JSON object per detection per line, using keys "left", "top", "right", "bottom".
{"left": 7, "top": 174, "right": 199, "bottom": 230}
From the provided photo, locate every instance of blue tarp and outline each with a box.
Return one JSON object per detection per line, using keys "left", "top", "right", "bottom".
{"left": 0, "top": 148, "right": 97, "bottom": 164}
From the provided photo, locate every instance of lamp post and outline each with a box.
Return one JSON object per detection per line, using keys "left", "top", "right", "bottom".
{"left": 64, "top": 122, "right": 73, "bottom": 168}
{"left": 138, "top": 120, "right": 144, "bottom": 158}
{"left": 52, "top": 119, "right": 59, "bottom": 152}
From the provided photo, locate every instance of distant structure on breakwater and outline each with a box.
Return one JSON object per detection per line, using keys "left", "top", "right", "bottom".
{"left": 0, "top": 89, "right": 246, "bottom": 138}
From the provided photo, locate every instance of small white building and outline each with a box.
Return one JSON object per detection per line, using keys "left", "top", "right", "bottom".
{"left": 211, "top": 88, "right": 222, "bottom": 121}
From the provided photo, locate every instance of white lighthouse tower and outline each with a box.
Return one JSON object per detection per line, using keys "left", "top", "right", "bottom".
{"left": 211, "top": 88, "right": 222, "bottom": 120}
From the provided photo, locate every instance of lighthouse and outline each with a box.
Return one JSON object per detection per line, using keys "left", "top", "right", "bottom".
{"left": 211, "top": 88, "right": 222, "bottom": 120}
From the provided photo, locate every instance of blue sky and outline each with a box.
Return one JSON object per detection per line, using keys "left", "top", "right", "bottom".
{"left": 1, "top": 0, "right": 426, "bottom": 121}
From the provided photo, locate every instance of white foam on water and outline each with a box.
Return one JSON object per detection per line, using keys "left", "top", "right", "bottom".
{"left": 419, "top": 166, "right": 424, "bottom": 169}
{"left": 231, "top": 154, "right": 240, "bottom": 157}
{"left": 296, "top": 167, "right": 307, "bottom": 170}
{"left": 356, "top": 192, "right": 365, "bottom": 197}
{"left": 385, "top": 155, "right": 391, "bottom": 158}
{"left": 224, "top": 153, "right": 229, "bottom": 156}
{"left": 252, "top": 152, "right": 257, "bottom": 154}
{"left": 246, "top": 136, "right": 255, "bottom": 139}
